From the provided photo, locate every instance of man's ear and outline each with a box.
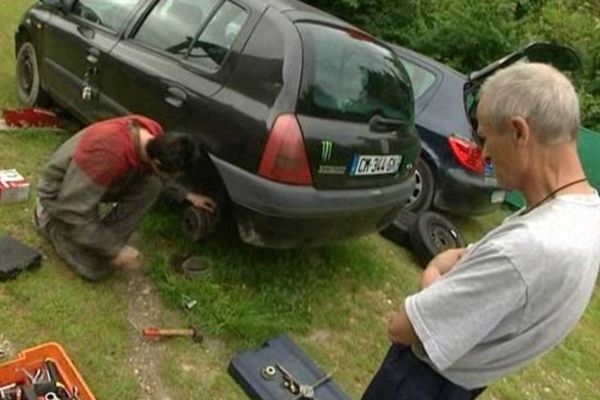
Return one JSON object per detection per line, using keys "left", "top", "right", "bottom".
{"left": 510, "top": 116, "right": 531, "bottom": 147}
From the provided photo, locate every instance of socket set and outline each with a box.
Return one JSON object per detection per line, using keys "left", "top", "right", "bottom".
{"left": 0, "top": 343, "right": 95, "bottom": 400}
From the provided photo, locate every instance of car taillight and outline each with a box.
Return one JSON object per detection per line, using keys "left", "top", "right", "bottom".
{"left": 448, "top": 135, "right": 485, "bottom": 174}
{"left": 258, "top": 113, "right": 313, "bottom": 185}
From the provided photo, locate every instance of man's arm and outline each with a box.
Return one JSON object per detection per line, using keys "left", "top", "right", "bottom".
{"left": 387, "top": 304, "right": 420, "bottom": 344}
{"left": 387, "top": 247, "right": 467, "bottom": 345}
{"left": 421, "top": 247, "right": 466, "bottom": 288}
{"left": 185, "top": 192, "right": 216, "bottom": 213}
{"left": 162, "top": 179, "right": 216, "bottom": 212}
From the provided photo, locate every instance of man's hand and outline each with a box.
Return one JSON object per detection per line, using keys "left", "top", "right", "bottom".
{"left": 186, "top": 193, "right": 217, "bottom": 213}
{"left": 111, "top": 246, "right": 142, "bottom": 270}
{"left": 387, "top": 305, "right": 419, "bottom": 345}
{"left": 421, "top": 247, "right": 466, "bottom": 289}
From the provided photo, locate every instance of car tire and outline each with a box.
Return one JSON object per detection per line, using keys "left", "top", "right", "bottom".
{"left": 379, "top": 209, "right": 418, "bottom": 247}
{"left": 16, "top": 41, "right": 50, "bottom": 107}
{"left": 404, "top": 158, "right": 434, "bottom": 213}
{"left": 182, "top": 206, "right": 220, "bottom": 241}
{"left": 409, "top": 211, "right": 466, "bottom": 267}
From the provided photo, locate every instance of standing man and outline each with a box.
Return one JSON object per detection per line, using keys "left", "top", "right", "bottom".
{"left": 363, "top": 62, "right": 600, "bottom": 399}
{"left": 34, "top": 115, "right": 216, "bottom": 281}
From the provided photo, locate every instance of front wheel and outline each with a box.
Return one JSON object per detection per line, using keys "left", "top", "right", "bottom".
{"left": 16, "top": 41, "right": 50, "bottom": 107}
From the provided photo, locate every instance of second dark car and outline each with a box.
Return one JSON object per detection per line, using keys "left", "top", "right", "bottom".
{"left": 389, "top": 42, "right": 582, "bottom": 217}
{"left": 390, "top": 44, "right": 505, "bottom": 216}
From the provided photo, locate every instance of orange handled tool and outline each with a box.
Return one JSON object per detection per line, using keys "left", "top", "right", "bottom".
{"left": 142, "top": 327, "right": 203, "bottom": 343}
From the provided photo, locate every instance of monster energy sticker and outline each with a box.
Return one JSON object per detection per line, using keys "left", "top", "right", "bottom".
{"left": 321, "top": 140, "right": 333, "bottom": 162}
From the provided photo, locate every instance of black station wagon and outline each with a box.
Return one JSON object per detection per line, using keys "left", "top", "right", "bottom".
{"left": 16, "top": 0, "right": 421, "bottom": 248}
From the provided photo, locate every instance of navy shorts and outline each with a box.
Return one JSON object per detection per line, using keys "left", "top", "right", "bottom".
{"left": 362, "top": 344, "right": 486, "bottom": 400}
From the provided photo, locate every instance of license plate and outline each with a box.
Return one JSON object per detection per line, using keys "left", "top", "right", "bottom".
{"left": 350, "top": 155, "right": 402, "bottom": 176}
{"left": 491, "top": 190, "right": 506, "bottom": 203}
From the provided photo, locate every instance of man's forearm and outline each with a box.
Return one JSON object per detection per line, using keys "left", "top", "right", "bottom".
{"left": 387, "top": 304, "right": 419, "bottom": 345}
{"left": 420, "top": 247, "right": 466, "bottom": 289}
{"left": 421, "top": 265, "right": 442, "bottom": 289}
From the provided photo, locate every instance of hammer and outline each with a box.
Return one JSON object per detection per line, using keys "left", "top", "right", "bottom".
{"left": 143, "top": 326, "right": 203, "bottom": 343}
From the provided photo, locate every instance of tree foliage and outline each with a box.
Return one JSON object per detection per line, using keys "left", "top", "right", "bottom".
{"left": 305, "top": 0, "right": 600, "bottom": 130}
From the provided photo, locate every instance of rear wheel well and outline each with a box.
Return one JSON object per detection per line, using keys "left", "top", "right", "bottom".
{"left": 15, "top": 26, "right": 31, "bottom": 54}
{"left": 419, "top": 150, "right": 437, "bottom": 176}
{"left": 184, "top": 147, "right": 231, "bottom": 207}
{"left": 178, "top": 148, "right": 236, "bottom": 241}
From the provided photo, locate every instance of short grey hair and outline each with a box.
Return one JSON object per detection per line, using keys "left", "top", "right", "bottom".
{"left": 479, "top": 62, "right": 580, "bottom": 145}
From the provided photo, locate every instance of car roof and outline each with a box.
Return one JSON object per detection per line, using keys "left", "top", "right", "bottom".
{"left": 254, "top": 0, "right": 356, "bottom": 27}
{"left": 259, "top": 0, "right": 325, "bottom": 12}
{"left": 389, "top": 43, "right": 467, "bottom": 80}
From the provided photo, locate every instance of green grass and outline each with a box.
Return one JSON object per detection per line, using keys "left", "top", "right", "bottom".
{"left": 1, "top": 1, "right": 599, "bottom": 399}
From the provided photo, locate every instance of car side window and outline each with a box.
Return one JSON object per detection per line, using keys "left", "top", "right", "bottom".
{"left": 72, "top": 0, "right": 141, "bottom": 32}
{"left": 187, "top": 1, "right": 248, "bottom": 70}
{"left": 134, "top": 0, "right": 220, "bottom": 56}
{"left": 400, "top": 59, "right": 437, "bottom": 99}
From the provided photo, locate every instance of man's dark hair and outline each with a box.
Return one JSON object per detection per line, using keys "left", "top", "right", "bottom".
{"left": 146, "top": 132, "right": 196, "bottom": 173}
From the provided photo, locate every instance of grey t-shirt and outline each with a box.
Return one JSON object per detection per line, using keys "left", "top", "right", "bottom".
{"left": 405, "top": 193, "right": 600, "bottom": 389}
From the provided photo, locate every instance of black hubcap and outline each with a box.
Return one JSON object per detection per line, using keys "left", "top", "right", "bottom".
{"left": 429, "top": 223, "right": 459, "bottom": 251}
{"left": 406, "top": 169, "right": 423, "bottom": 206}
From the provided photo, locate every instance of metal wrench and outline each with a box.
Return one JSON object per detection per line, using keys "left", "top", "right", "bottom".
{"left": 292, "top": 370, "right": 334, "bottom": 400}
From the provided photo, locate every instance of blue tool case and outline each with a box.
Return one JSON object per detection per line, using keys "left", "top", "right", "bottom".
{"left": 228, "top": 335, "right": 351, "bottom": 400}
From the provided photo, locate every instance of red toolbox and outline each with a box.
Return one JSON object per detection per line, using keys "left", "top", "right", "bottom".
{"left": 0, "top": 342, "right": 95, "bottom": 399}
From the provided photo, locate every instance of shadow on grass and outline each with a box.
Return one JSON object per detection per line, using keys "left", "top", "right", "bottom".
{"left": 141, "top": 200, "right": 394, "bottom": 348}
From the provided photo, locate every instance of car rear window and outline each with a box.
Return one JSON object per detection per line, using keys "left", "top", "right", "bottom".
{"left": 400, "top": 58, "right": 437, "bottom": 99}
{"left": 296, "top": 24, "right": 413, "bottom": 124}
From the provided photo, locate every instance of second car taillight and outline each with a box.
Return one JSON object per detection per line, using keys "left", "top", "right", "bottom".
{"left": 258, "top": 114, "right": 313, "bottom": 185}
{"left": 448, "top": 135, "right": 485, "bottom": 174}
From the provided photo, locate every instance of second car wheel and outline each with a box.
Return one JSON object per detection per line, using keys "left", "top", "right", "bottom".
{"left": 404, "top": 158, "right": 434, "bottom": 213}
{"left": 409, "top": 211, "right": 466, "bottom": 267}
{"left": 16, "top": 41, "right": 50, "bottom": 107}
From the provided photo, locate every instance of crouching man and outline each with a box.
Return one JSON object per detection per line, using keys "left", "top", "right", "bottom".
{"left": 34, "top": 115, "right": 216, "bottom": 281}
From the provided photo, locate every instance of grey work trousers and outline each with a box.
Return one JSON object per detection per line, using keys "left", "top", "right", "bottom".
{"left": 35, "top": 172, "right": 162, "bottom": 281}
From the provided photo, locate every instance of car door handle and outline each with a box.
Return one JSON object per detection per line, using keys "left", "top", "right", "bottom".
{"left": 164, "top": 87, "right": 187, "bottom": 108}
{"left": 86, "top": 48, "right": 101, "bottom": 65}
{"left": 77, "top": 25, "right": 95, "bottom": 40}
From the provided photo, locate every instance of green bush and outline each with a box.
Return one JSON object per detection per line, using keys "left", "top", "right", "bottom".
{"left": 518, "top": 0, "right": 600, "bottom": 130}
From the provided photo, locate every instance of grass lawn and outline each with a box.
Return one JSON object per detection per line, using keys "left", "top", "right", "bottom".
{"left": 1, "top": 1, "right": 599, "bottom": 399}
